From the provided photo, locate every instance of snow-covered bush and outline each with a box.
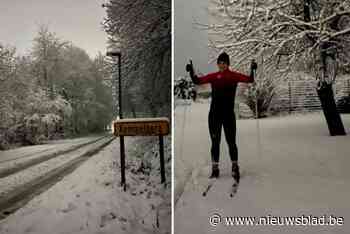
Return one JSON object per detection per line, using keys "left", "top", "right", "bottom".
{"left": 0, "top": 133, "right": 9, "bottom": 150}
{"left": 241, "top": 62, "right": 278, "bottom": 117}
{"left": 243, "top": 79, "right": 276, "bottom": 118}
{"left": 24, "top": 113, "right": 42, "bottom": 145}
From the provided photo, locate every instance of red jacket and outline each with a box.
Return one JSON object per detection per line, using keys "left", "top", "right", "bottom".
{"left": 192, "top": 68, "right": 253, "bottom": 109}
{"left": 195, "top": 68, "right": 253, "bottom": 86}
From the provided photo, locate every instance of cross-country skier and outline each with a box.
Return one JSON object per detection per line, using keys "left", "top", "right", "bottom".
{"left": 186, "top": 52, "right": 257, "bottom": 183}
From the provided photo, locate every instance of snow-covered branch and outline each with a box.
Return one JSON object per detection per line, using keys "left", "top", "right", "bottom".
{"left": 103, "top": 0, "right": 171, "bottom": 117}
{"left": 207, "top": 0, "right": 350, "bottom": 78}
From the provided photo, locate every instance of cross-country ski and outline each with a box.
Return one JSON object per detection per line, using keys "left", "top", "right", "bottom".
{"left": 202, "top": 178, "right": 216, "bottom": 197}
{"left": 229, "top": 181, "right": 238, "bottom": 198}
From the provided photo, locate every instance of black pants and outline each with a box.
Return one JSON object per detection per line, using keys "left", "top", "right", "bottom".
{"left": 208, "top": 107, "right": 238, "bottom": 163}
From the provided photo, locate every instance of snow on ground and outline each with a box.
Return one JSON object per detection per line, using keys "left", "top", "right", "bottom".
{"left": 0, "top": 137, "right": 112, "bottom": 200}
{"left": 0, "top": 136, "right": 103, "bottom": 163}
{"left": 41, "top": 135, "right": 108, "bottom": 145}
{"left": 0, "top": 137, "right": 106, "bottom": 181}
{"left": 0, "top": 136, "right": 171, "bottom": 234}
{"left": 175, "top": 101, "right": 350, "bottom": 234}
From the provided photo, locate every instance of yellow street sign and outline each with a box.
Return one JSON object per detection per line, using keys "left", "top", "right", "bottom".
{"left": 113, "top": 117, "right": 169, "bottom": 136}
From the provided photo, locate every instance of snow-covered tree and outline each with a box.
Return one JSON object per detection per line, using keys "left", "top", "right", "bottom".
{"left": 59, "top": 45, "right": 113, "bottom": 134}
{"left": 31, "top": 25, "right": 68, "bottom": 99}
{"left": 206, "top": 0, "right": 349, "bottom": 135}
{"left": 0, "top": 28, "right": 114, "bottom": 148}
{"left": 0, "top": 45, "right": 16, "bottom": 83}
{"left": 103, "top": 0, "right": 171, "bottom": 117}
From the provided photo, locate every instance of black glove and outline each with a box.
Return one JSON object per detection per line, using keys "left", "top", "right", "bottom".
{"left": 186, "top": 60, "right": 194, "bottom": 77}
{"left": 185, "top": 60, "right": 200, "bottom": 84}
{"left": 249, "top": 59, "right": 258, "bottom": 80}
{"left": 251, "top": 59, "right": 258, "bottom": 71}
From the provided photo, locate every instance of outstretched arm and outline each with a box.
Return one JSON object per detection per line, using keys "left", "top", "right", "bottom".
{"left": 229, "top": 60, "right": 258, "bottom": 83}
{"left": 186, "top": 59, "right": 258, "bottom": 84}
{"left": 186, "top": 60, "right": 216, "bottom": 85}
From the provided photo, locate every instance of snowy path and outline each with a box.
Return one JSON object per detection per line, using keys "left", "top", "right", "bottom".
{"left": 175, "top": 102, "right": 350, "bottom": 234}
{"left": 0, "top": 137, "right": 171, "bottom": 234}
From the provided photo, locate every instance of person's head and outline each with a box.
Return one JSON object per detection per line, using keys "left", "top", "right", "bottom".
{"left": 217, "top": 52, "right": 230, "bottom": 71}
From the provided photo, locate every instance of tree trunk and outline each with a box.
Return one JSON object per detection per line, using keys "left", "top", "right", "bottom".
{"left": 317, "top": 83, "right": 346, "bottom": 136}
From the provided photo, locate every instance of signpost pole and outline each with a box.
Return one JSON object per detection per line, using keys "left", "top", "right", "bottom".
{"left": 107, "top": 51, "right": 126, "bottom": 190}
{"left": 113, "top": 118, "right": 169, "bottom": 186}
{"left": 117, "top": 54, "right": 126, "bottom": 190}
{"left": 120, "top": 137, "right": 126, "bottom": 190}
{"left": 159, "top": 135, "right": 166, "bottom": 185}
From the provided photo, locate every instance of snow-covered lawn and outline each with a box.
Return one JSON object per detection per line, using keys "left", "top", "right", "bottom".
{"left": 175, "top": 102, "right": 350, "bottom": 234}
{"left": 0, "top": 137, "right": 171, "bottom": 234}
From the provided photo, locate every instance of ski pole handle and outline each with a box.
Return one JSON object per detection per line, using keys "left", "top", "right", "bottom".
{"left": 186, "top": 59, "right": 194, "bottom": 73}
{"left": 251, "top": 59, "right": 258, "bottom": 71}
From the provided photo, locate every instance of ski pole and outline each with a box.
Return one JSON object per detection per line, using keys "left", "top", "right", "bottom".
{"left": 253, "top": 63, "right": 262, "bottom": 160}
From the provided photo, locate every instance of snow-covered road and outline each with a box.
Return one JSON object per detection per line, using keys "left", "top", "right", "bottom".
{"left": 175, "top": 102, "right": 350, "bottom": 234}
{"left": 0, "top": 136, "right": 106, "bottom": 178}
{"left": 0, "top": 136, "right": 105, "bottom": 163}
{"left": 0, "top": 136, "right": 171, "bottom": 234}
{"left": 0, "top": 136, "right": 113, "bottom": 207}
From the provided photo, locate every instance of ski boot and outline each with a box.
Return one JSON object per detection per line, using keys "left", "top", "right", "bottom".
{"left": 231, "top": 161, "right": 240, "bottom": 183}
{"left": 209, "top": 163, "right": 220, "bottom": 178}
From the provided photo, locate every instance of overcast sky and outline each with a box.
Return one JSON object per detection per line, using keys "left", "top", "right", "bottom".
{"left": 175, "top": 0, "right": 214, "bottom": 79}
{"left": 0, "top": 0, "right": 107, "bottom": 58}
{"left": 2, "top": 0, "right": 214, "bottom": 73}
